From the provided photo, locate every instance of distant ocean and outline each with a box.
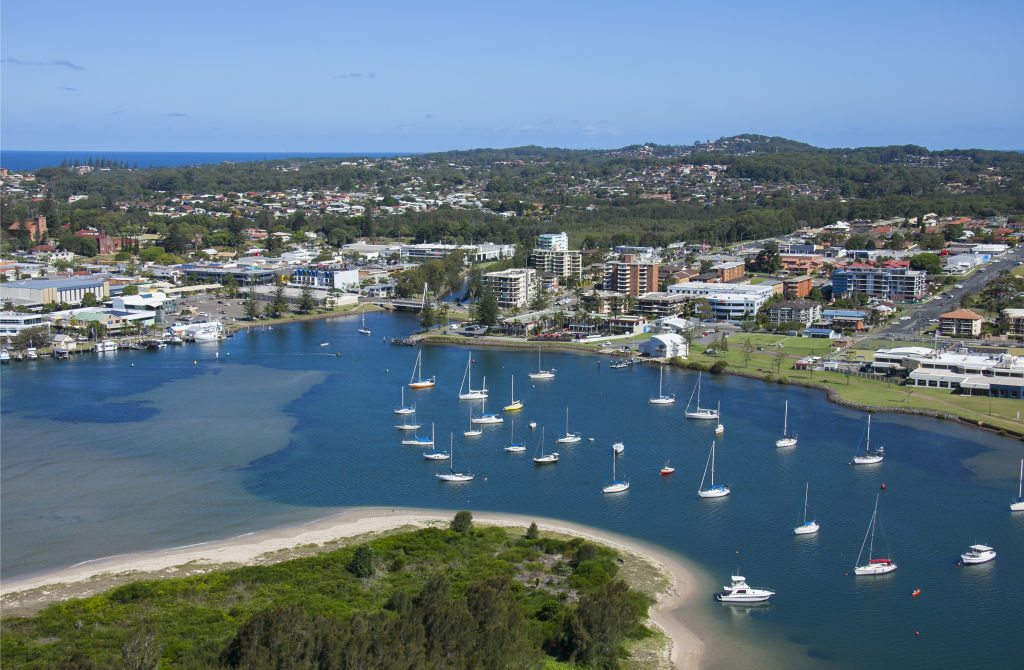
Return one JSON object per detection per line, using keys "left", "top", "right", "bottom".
{"left": 0, "top": 150, "right": 408, "bottom": 172}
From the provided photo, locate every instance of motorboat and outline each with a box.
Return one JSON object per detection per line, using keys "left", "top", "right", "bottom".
{"left": 0, "top": 348, "right": 11, "bottom": 364}
{"left": 697, "top": 440, "right": 729, "bottom": 498}
{"left": 854, "top": 494, "right": 897, "bottom": 575}
{"left": 684, "top": 372, "right": 718, "bottom": 420}
{"left": 555, "top": 408, "right": 581, "bottom": 444}
{"left": 853, "top": 415, "right": 884, "bottom": 464}
{"left": 529, "top": 421, "right": 537, "bottom": 430}
{"left": 716, "top": 575, "right": 774, "bottom": 603}
{"left": 775, "top": 400, "right": 798, "bottom": 448}
{"left": 960, "top": 544, "right": 996, "bottom": 565}
{"left": 649, "top": 366, "right": 675, "bottom": 405}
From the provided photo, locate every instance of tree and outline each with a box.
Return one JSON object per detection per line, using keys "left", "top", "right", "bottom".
{"left": 121, "top": 285, "right": 139, "bottom": 296}
{"left": 221, "top": 271, "right": 239, "bottom": 298}
{"left": 742, "top": 337, "right": 754, "bottom": 367}
{"left": 475, "top": 287, "right": 499, "bottom": 326}
{"left": 420, "top": 294, "right": 436, "bottom": 330}
{"left": 909, "top": 252, "right": 942, "bottom": 276}
{"left": 271, "top": 279, "right": 288, "bottom": 316}
{"left": 81, "top": 292, "right": 99, "bottom": 307}
{"left": 243, "top": 284, "right": 262, "bottom": 319}
{"left": 525, "top": 522, "right": 539, "bottom": 540}
{"left": 450, "top": 510, "right": 473, "bottom": 533}
{"left": 347, "top": 544, "right": 375, "bottom": 578}
{"left": 298, "top": 284, "right": 316, "bottom": 313}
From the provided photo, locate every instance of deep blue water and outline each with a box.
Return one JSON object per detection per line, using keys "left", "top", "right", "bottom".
{"left": 2, "top": 311, "right": 1023, "bottom": 669}
{"left": 0, "top": 150, "right": 408, "bottom": 172}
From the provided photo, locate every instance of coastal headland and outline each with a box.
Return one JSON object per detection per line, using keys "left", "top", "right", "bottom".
{"left": 0, "top": 507, "right": 704, "bottom": 669}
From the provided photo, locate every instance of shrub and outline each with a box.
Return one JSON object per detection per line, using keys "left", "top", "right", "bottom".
{"left": 450, "top": 510, "right": 473, "bottom": 533}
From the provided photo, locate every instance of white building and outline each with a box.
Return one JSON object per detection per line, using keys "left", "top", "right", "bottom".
{"left": 483, "top": 268, "right": 537, "bottom": 310}
{"left": 538, "top": 232, "right": 569, "bottom": 251}
{"left": 640, "top": 333, "right": 688, "bottom": 359}
{"left": 667, "top": 281, "right": 774, "bottom": 321}
{"left": 0, "top": 311, "right": 47, "bottom": 336}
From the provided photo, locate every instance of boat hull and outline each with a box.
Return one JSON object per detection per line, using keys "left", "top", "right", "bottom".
{"left": 464, "top": 430, "right": 482, "bottom": 437}
{"left": 423, "top": 453, "right": 449, "bottom": 460}
{"left": 853, "top": 455, "right": 883, "bottom": 465}
{"left": 528, "top": 371, "right": 554, "bottom": 380}
{"left": 685, "top": 411, "right": 719, "bottom": 420}
{"left": 697, "top": 486, "right": 730, "bottom": 498}
{"left": 794, "top": 522, "right": 820, "bottom": 535}
{"left": 458, "top": 391, "right": 488, "bottom": 400}
{"left": 436, "top": 473, "right": 473, "bottom": 482}
{"left": 776, "top": 437, "right": 797, "bottom": 448}
{"left": 660, "top": 467, "right": 676, "bottom": 476}
{"left": 504, "top": 446, "right": 526, "bottom": 453}
{"left": 471, "top": 416, "right": 503, "bottom": 425}
{"left": 854, "top": 563, "right": 898, "bottom": 575}
{"left": 1010, "top": 500, "right": 1024, "bottom": 511}
{"left": 503, "top": 402, "right": 523, "bottom": 411}
{"left": 556, "top": 435, "right": 581, "bottom": 444}
{"left": 961, "top": 552, "right": 996, "bottom": 564}
{"left": 533, "top": 455, "right": 559, "bottom": 464}
{"left": 602, "top": 482, "right": 630, "bottom": 494}
{"left": 409, "top": 380, "right": 435, "bottom": 389}
{"left": 649, "top": 397, "right": 675, "bottom": 405}
{"left": 716, "top": 593, "right": 773, "bottom": 603}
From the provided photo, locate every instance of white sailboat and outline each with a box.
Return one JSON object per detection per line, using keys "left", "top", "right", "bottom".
{"left": 528, "top": 346, "right": 555, "bottom": 380}
{"left": 1010, "top": 459, "right": 1024, "bottom": 511}
{"left": 714, "top": 402, "right": 724, "bottom": 435}
{"left": 853, "top": 494, "right": 897, "bottom": 575}
{"left": 697, "top": 440, "right": 730, "bottom": 498}
{"left": 852, "top": 415, "right": 884, "bottom": 464}
{"left": 602, "top": 449, "right": 629, "bottom": 494}
{"left": 457, "top": 353, "right": 488, "bottom": 400}
{"left": 612, "top": 441, "right": 624, "bottom": 454}
{"left": 394, "top": 386, "right": 415, "bottom": 415}
{"left": 408, "top": 349, "right": 435, "bottom": 389}
{"left": 471, "top": 397, "right": 503, "bottom": 425}
{"left": 649, "top": 366, "right": 675, "bottom": 405}
{"left": 503, "top": 375, "right": 523, "bottom": 411}
{"left": 775, "top": 400, "right": 797, "bottom": 448}
{"left": 402, "top": 422, "right": 434, "bottom": 447}
{"left": 504, "top": 421, "right": 526, "bottom": 453}
{"left": 358, "top": 311, "right": 371, "bottom": 335}
{"left": 463, "top": 410, "right": 483, "bottom": 437}
{"left": 394, "top": 408, "right": 422, "bottom": 431}
{"left": 555, "top": 408, "right": 581, "bottom": 444}
{"left": 435, "top": 434, "right": 474, "bottom": 482}
{"left": 793, "top": 483, "right": 820, "bottom": 535}
{"left": 533, "top": 427, "right": 558, "bottom": 464}
{"left": 684, "top": 372, "right": 719, "bottom": 420}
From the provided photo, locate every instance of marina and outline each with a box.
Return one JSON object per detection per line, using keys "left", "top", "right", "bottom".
{"left": 2, "top": 310, "right": 1023, "bottom": 669}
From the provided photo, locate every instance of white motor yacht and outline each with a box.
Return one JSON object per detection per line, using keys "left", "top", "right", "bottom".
{"left": 960, "top": 544, "right": 996, "bottom": 565}
{"left": 716, "top": 575, "right": 774, "bottom": 603}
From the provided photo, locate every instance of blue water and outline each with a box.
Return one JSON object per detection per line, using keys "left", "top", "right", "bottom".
{"left": 2, "top": 312, "right": 1023, "bottom": 669}
{"left": 0, "top": 150, "right": 409, "bottom": 172}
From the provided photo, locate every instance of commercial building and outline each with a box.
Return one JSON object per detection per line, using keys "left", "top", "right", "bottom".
{"left": 483, "top": 268, "right": 537, "bottom": 309}
{"left": 871, "top": 346, "right": 1024, "bottom": 397}
{"left": 831, "top": 265, "right": 926, "bottom": 302}
{"left": 292, "top": 267, "right": 360, "bottom": 289}
{"left": 0, "top": 277, "right": 109, "bottom": 307}
{"left": 530, "top": 248, "right": 583, "bottom": 278}
{"left": 667, "top": 281, "right": 773, "bottom": 321}
{"left": 603, "top": 254, "right": 659, "bottom": 297}
{"left": 0, "top": 311, "right": 46, "bottom": 336}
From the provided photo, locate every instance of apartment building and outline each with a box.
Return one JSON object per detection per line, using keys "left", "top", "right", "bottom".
{"left": 483, "top": 268, "right": 537, "bottom": 309}
{"left": 537, "top": 232, "right": 569, "bottom": 251}
{"left": 769, "top": 300, "right": 822, "bottom": 328}
{"left": 939, "top": 308, "right": 984, "bottom": 337}
{"left": 530, "top": 248, "right": 582, "bottom": 278}
{"left": 831, "top": 265, "right": 926, "bottom": 302}
{"left": 603, "top": 254, "right": 659, "bottom": 297}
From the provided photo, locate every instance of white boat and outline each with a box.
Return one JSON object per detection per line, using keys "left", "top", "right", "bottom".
{"left": 358, "top": 311, "right": 371, "bottom": 335}
{"left": 394, "top": 387, "right": 415, "bottom": 415}
{"left": 612, "top": 441, "right": 624, "bottom": 454}
{"left": 435, "top": 434, "right": 474, "bottom": 482}
{"left": 470, "top": 397, "right": 503, "bottom": 425}
{"left": 188, "top": 322, "right": 223, "bottom": 342}
{"left": 555, "top": 408, "right": 581, "bottom": 444}
{"left": 402, "top": 423, "right": 434, "bottom": 447}
{"left": 503, "top": 375, "right": 523, "bottom": 411}
{"left": 423, "top": 447, "right": 449, "bottom": 461}
{"left": 394, "top": 408, "right": 422, "bottom": 431}
{"left": 960, "top": 544, "right": 996, "bottom": 565}
{"left": 852, "top": 415, "right": 884, "bottom": 465}
{"left": 528, "top": 346, "right": 555, "bottom": 380}
{"left": 94, "top": 340, "right": 118, "bottom": 353}
{"left": 529, "top": 421, "right": 537, "bottom": 430}
{"left": 716, "top": 575, "right": 774, "bottom": 603}
{"left": 793, "top": 482, "right": 820, "bottom": 535}
{"left": 504, "top": 422, "right": 526, "bottom": 453}
{"left": 0, "top": 348, "right": 10, "bottom": 364}
{"left": 697, "top": 440, "right": 730, "bottom": 498}
{"left": 714, "top": 402, "right": 724, "bottom": 435}
{"left": 408, "top": 349, "right": 435, "bottom": 389}
{"left": 1011, "top": 458, "right": 1024, "bottom": 511}
{"left": 457, "top": 353, "right": 488, "bottom": 400}
{"left": 25, "top": 347, "right": 38, "bottom": 359}
{"left": 602, "top": 449, "right": 629, "bottom": 494}
{"left": 775, "top": 400, "right": 797, "bottom": 448}
{"left": 684, "top": 372, "right": 719, "bottom": 420}
{"left": 649, "top": 366, "right": 675, "bottom": 405}
{"left": 319, "top": 341, "right": 329, "bottom": 347}
{"left": 533, "top": 427, "right": 558, "bottom": 464}
{"left": 853, "top": 494, "right": 897, "bottom": 575}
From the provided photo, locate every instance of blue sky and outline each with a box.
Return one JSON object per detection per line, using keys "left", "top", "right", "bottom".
{"left": 2, "top": 0, "right": 1022, "bottom": 152}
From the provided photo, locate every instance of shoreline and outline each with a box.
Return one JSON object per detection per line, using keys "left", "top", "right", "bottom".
{"left": 0, "top": 507, "right": 704, "bottom": 670}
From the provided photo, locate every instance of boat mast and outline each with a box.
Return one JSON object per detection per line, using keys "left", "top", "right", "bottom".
{"left": 710, "top": 440, "right": 716, "bottom": 486}
{"left": 866, "top": 415, "right": 872, "bottom": 454}
{"left": 803, "top": 483, "right": 809, "bottom": 523}
{"left": 783, "top": 400, "right": 789, "bottom": 435}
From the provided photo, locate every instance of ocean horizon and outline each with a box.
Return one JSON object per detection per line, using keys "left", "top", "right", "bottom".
{"left": 0, "top": 150, "right": 413, "bottom": 172}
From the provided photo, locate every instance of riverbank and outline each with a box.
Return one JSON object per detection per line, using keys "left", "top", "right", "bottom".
{"left": 0, "top": 507, "right": 703, "bottom": 669}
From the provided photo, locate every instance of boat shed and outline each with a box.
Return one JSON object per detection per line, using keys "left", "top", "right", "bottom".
{"left": 640, "top": 333, "right": 688, "bottom": 359}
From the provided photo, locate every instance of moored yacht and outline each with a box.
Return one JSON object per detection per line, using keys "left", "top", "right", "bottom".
{"left": 716, "top": 575, "right": 774, "bottom": 603}
{"left": 960, "top": 544, "right": 996, "bottom": 565}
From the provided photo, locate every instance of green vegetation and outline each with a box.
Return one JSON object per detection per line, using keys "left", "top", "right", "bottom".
{"left": 1, "top": 514, "right": 656, "bottom": 669}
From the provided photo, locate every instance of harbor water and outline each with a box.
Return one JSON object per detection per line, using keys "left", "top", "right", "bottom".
{"left": 2, "top": 311, "right": 1022, "bottom": 668}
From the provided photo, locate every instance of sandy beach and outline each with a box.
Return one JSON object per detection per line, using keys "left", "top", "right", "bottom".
{"left": 1, "top": 506, "right": 704, "bottom": 669}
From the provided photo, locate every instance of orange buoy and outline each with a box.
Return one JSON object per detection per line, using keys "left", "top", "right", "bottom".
{"left": 912, "top": 589, "right": 921, "bottom": 597}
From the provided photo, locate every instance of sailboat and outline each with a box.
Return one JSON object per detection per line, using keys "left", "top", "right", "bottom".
{"left": 504, "top": 421, "right": 526, "bottom": 453}
{"left": 528, "top": 346, "right": 555, "bottom": 380}
{"left": 358, "top": 311, "right": 371, "bottom": 335}
{"left": 697, "top": 440, "right": 729, "bottom": 498}
{"left": 471, "top": 397, "right": 503, "bottom": 424}
{"left": 408, "top": 349, "right": 435, "bottom": 389}
{"left": 435, "top": 434, "right": 474, "bottom": 482}
{"left": 660, "top": 460, "right": 676, "bottom": 476}
{"left": 684, "top": 372, "right": 719, "bottom": 420}
{"left": 555, "top": 408, "right": 581, "bottom": 444}
{"left": 793, "top": 483, "right": 819, "bottom": 535}
{"left": 1011, "top": 459, "right": 1024, "bottom": 511}
{"left": 394, "top": 386, "right": 415, "bottom": 415}
{"left": 852, "top": 415, "right": 884, "bottom": 464}
{"left": 394, "top": 408, "right": 422, "bottom": 431}
{"left": 775, "top": 400, "right": 797, "bottom": 448}
{"left": 649, "top": 366, "right": 675, "bottom": 405}
{"left": 463, "top": 410, "right": 482, "bottom": 437}
{"left": 602, "top": 449, "right": 629, "bottom": 493}
{"left": 402, "top": 422, "right": 434, "bottom": 447}
{"left": 533, "top": 427, "right": 558, "bottom": 464}
{"left": 854, "top": 493, "right": 897, "bottom": 575}
{"left": 714, "top": 402, "right": 724, "bottom": 435}
{"left": 503, "top": 375, "right": 523, "bottom": 411}
{"left": 458, "top": 353, "right": 488, "bottom": 400}
{"left": 612, "top": 441, "right": 624, "bottom": 454}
